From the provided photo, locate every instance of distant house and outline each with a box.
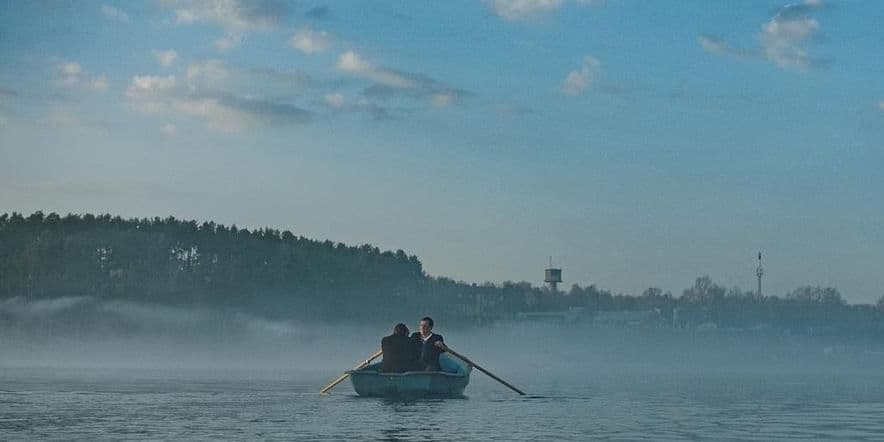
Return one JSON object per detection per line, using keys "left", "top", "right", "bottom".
{"left": 672, "top": 307, "right": 711, "bottom": 329}
{"left": 516, "top": 307, "right": 584, "bottom": 323}
{"left": 593, "top": 310, "right": 662, "bottom": 328}
{"left": 451, "top": 291, "right": 503, "bottom": 320}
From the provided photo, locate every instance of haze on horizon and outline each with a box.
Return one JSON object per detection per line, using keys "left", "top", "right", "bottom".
{"left": 4, "top": 295, "right": 883, "bottom": 377}
{"left": 1, "top": 0, "right": 882, "bottom": 303}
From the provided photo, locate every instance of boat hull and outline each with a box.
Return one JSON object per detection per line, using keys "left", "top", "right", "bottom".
{"left": 347, "top": 353, "right": 471, "bottom": 398}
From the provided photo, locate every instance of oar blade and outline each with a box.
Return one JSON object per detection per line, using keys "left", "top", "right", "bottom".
{"left": 444, "top": 347, "right": 525, "bottom": 395}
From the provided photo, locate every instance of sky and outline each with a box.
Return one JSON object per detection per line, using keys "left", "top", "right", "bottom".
{"left": 1, "top": 0, "right": 882, "bottom": 303}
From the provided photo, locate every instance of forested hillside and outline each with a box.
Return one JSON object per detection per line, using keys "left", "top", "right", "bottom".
{"left": 0, "top": 211, "right": 427, "bottom": 320}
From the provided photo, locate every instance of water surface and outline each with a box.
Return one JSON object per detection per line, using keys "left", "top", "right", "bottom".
{"left": 3, "top": 366, "right": 883, "bottom": 440}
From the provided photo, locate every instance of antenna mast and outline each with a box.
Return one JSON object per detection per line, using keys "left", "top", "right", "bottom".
{"left": 756, "top": 251, "right": 764, "bottom": 297}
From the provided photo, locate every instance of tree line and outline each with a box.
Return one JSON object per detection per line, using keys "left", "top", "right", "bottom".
{"left": 0, "top": 211, "right": 425, "bottom": 321}
{"left": 1, "top": 211, "right": 882, "bottom": 334}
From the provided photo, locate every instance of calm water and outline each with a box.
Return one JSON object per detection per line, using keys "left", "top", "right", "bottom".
{"left": 2, "top": 367, "right": 883, "bottom": 441}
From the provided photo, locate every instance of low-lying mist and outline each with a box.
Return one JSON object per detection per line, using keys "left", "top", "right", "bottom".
{"left": 3, "top": 296, "right": 883, "bottom": 379}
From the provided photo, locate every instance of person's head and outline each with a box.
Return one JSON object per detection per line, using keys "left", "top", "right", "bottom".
{"left": 419, "top": 316, "right": 434, "bottom": 335}
{"left": 393, "top": 323, "right": 408, "bottom": 336}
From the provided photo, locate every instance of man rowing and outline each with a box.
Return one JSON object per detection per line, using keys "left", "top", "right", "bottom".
{"left": 410, "top": 316, "right": 447, "bottom": 371}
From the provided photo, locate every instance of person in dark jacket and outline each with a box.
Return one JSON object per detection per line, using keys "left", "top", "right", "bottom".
{"left": 410, "top": 316, "right": 447, "bottom": 371}
{"left": 380, "top": 323, "right": 419, "bottom": 373}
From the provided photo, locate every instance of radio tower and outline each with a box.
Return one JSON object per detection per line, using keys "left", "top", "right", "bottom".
{"left": 756, "top": 251, "right": 764, "bottom": 298}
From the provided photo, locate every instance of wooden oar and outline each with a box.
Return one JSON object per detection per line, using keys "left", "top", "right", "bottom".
{"left": 320, "top": 349, "right": 383, "bottom": 394}
{"left": 443, "top": 346, "right": 525, "bottom": 395}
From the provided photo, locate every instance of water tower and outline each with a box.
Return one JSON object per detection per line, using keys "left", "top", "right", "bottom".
{"left": 544, "top": 257, "right": 562, "bottom": 294}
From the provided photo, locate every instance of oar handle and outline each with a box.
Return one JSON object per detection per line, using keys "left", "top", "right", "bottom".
{"left": 320, "top": 349, "right": 383, "bottom": 394}
{"left": 444, "top": 347, "right": 525, "bottom": 395}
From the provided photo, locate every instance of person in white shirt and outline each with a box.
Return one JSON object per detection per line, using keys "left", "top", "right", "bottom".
{"left": 410, "top": 316, "right": 447, "bottom": 371}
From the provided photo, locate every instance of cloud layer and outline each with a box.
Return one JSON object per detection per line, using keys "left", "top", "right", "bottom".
{"left": 164, "top": 0, "right": 286, "bottom": 31}
{"left": 126, "top": 60, "right": 311, "bottom": 133}
{"left": 55, "top": 61, "right": 108, "bottom": 91}
{"left": 337, "top": 51, "right": 471, "bottom": 109}
{"left": 160, "top": 0, "right": 288, "bottom": 51}
{"left": 290, "top": 28, "right": 332, "bottom": 54}
{"left": 487, "top": 0, "right": 564, "bottom": 21}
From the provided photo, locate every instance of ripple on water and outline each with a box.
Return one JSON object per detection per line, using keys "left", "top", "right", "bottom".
{"left": 1, "top": 369, "right": 883, "bottom": 440}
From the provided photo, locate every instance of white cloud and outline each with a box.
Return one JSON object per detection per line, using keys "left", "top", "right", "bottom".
{"left": 487, "top": 0, "right": 564, "bottom": 21}
{"left": 124, "top": 75, "right": 175, "bottom": 114}
{"left": 153, "top": 50, "right": 178, "bottom": 67}
{"left": 56, "top": 62, "right": 83, "bottom": 86}
{"left": 101, "top": 4, "right": 131, "bottom": 23}
{"left": 55, "top": 62, "right": 109, "bottom": 91}
{"left": 91, "top": 75, "right": 109, "bottom": 90}
{"left": 125, "top": 78, "right": 248, "bottom": 132}
{"left": 185, "top": 60, "right": 228, "bottom": 84}
{"left": 336, "top": 51, "right": 413, "bottom": 88}
{"left": 161, "top": 123, "right": 178, "bottom": 135}
{"left": 335, "top": 51, "right": 471, "bottom": 115}
{"left": 878, "top": 100, "right": 884, "bottom": 111}
{"left": 125, "top": 66, "right": 311, "bottom": 132}
{"left": 759, "top": 13, "right": 820, "bottom": 69}
{"left": 290, "top": 28, "right": 331, "bottom": 55}
{"left": 697, "top": 35, "right": 754, "bottom": 59}
{"left": 61, "top": 63, "right": 82, "bottom": 76}
{"left": 161, "top": 0, "right": 284, "bottom": 51}
{"left": 126, "top": 75, "right": 177, "bottom": 100}
{"left": 324, "top": 93, "right": 344, "bottom": 108}
{"left": 562, "top": 56, "right": 600, "bottom": 96}
{"left": 166, "top": 0, "right": 284, "bottom": 31}
{"left": 337, "top": 51, "right": 372, "bottom": 73}
{"left": 699, "top": 0, "right": 826, "bottom": 70}
{"left": 186, "top": 60, "right": 312, "bottom": 100}
{"left": 698, "top": 35, "right": 729, "bottom": 56}
{"left": 370, "top": 71, "right": 413, "bottom": 88}
{"left": 172, "top": 97, "right": 254, "bottom": 132}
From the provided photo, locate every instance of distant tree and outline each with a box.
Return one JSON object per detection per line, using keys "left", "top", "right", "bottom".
{"left": 877, "top": 294, "right": 884, "bottom": 312}
{"left": 681, "top": 276, "right": 725, "bottom": 304}
{"left": 788, "top": 286, "right": 846, "bottom": 305}
{"left": 642, "top": 287, "right": 662, "bottom": 298}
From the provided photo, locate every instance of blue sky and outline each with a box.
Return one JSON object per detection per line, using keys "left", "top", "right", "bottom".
{"left": 1, "top": 0, "right": 882, "bottom": 303}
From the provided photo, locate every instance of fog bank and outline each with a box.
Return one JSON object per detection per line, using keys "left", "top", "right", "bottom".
{"left": 3, "top": 296, "right": 883, "bottom": 378}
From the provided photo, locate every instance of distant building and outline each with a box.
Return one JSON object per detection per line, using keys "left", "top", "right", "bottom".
{"left": 516, "top": 307, "right": 584, "bottom": 323}
{"left": 593, "top": 310, "right": 663, "bottom": 328}
{"left": 672, "top": 307, "right": 712, "bottom": 329}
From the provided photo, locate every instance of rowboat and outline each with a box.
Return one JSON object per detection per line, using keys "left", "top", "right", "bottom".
{"left": 347, "top": 353, "right": 471, "bottom": 397}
